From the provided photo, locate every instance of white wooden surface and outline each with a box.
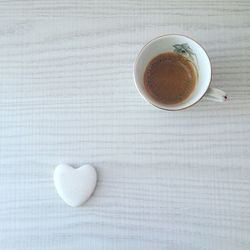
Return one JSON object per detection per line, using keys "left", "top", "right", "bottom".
{"left": 1, "top": 1, "right": 250, "bottom": 249}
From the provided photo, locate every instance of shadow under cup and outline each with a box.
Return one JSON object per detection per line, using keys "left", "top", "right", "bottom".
{"left": 134, "top": 35, "right": 212, "bottom": 110}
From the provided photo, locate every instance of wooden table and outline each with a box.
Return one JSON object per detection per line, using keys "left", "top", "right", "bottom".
{"left": 1, "top": 1, "right": 250, "bottom": 249}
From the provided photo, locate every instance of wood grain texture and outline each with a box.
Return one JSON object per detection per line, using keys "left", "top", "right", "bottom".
{"left": 0, "top": 0, "right": 250, "bottom": 249}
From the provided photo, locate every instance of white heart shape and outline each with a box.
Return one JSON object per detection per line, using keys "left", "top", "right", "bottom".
{"left": 54, "top": 164, "right": 97, "bottom": 207}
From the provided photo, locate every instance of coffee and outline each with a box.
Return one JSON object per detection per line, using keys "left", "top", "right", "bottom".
{"left": 144, "top": 52, "right": 197, "bottom": 105}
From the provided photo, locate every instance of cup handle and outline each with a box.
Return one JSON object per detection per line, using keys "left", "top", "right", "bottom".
{"left": 203, "top": 87, "right": 227, "bottom": 102}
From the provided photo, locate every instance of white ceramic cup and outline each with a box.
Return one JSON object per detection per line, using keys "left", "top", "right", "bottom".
{"left": 134, "top": 34, "right": 227, "bottom": 111}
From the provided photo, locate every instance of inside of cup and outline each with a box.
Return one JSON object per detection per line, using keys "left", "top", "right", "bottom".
{"left": 134, "top": 35, "right": 212, "bottom": 110}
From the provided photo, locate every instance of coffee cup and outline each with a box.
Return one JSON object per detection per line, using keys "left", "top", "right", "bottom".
{"left": 133, "top": 34, "right": 227, "bottom": 111}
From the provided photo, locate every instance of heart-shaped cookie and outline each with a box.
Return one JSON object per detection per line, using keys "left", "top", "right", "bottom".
{"left": 54, "top": 164, "right": 97, "bottom": 207}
